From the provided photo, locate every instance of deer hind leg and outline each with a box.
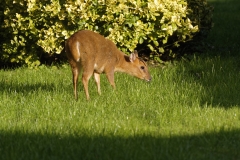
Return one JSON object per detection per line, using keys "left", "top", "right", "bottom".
{"left": 71, "top": 61, "right": 81, "bottom": 100}
{"left": 94, "top": 73, "right": 101, "bottom": 95}
{"left": 82, "top": 66, "right": 94, "bottom": 100}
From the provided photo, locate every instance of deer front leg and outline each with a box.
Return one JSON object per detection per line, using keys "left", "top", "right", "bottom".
{"left": 106, "top": 71, "right": 116, "bottom": 89}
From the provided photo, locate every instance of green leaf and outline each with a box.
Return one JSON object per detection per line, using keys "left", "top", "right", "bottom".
{"left": 162, "top": 37, "right": 168, "bottom": 44}
{"left": 153, "top": 40, "right": 159, "bottom": 46}
{"left": 139, "top": 37, "right": 144, "bottom": 44}
{"left": 159, "top": 47, "right": 164, "bottom": 53}
{"left": 147, "top": 44, "right": 155, "bottom": 51}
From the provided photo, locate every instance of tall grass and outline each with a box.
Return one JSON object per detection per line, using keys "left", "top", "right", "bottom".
{"left": 0, "top": 0, "right": 240, "bottom": 159}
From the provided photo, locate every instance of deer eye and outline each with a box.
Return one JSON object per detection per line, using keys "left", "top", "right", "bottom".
{"left": 140, "top": 66, "right": 145, "bottom": 70}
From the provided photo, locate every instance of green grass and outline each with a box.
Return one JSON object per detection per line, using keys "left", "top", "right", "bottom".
{"left": 0, "top": 0, "right": 240, "bottom": 159}
{"left": 1, "top": 57, "right": 240, "bottom": 159}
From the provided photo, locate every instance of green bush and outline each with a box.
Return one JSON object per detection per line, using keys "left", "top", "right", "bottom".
{"left": 0, "top": 0, "right": 213, "bottom": 67}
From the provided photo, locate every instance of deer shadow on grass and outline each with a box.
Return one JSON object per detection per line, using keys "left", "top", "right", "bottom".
{"left": 0, "top": 81, "right": 56, "bottom": 94}
{"left": 0, "top": 80, "right": 67, "bottom": 95}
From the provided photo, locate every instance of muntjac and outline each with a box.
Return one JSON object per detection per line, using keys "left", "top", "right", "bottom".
{"left": 65, "top": 30, "right": 151, "bottom": 100}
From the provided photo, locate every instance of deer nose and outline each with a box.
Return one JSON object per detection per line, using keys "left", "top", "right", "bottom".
{"left": 149, "top": 76, "right": 152, "bottom": 81}
{"left": 146, "top": 76, "right": 152, "bottom": 82}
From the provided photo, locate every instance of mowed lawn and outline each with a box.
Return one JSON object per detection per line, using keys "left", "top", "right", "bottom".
{"left": 0, "top": 0, "right": 240, "bottom": 159}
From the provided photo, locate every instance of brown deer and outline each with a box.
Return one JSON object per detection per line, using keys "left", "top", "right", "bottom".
{"left": 65, "top": 30, "right": 151, "bottom": 100}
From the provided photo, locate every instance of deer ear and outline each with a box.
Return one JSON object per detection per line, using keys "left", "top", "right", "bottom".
{"left": 129, "top": 50, "right": 138, "bottom": 62}
{"left": 134, "top": 50, "right": 139, "bottom": 57}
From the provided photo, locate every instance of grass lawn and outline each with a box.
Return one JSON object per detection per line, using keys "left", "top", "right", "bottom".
{"left": 0, "top": 0, "right": 240, "bottom": 159}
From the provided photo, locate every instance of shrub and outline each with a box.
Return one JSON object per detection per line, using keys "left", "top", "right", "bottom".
{"left": 0, "top": 0, "right": 213, "bottom": 67}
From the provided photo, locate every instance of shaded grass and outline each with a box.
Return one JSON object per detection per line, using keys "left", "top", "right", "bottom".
{"left": 1, "top": 129, "right": 239, "bottom": 160}
{"left": 207, "top": 0, "right": 240, "bottom": 54}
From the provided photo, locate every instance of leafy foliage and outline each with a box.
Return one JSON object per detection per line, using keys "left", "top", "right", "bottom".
{"left": 0, "top": 0, "right": 213, "bottom": 67}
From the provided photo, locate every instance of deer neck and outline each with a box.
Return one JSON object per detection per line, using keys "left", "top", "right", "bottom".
{"left": 114, "top": 52, "right": 132, "bottom": 73}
